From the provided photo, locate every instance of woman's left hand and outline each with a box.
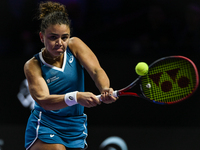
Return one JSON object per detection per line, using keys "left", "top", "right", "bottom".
{"left": 100, "top": 88, "right": 118, "bottom": 104}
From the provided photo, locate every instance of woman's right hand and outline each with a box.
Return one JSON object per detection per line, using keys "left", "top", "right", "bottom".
{"left": 77, "top": 92, "right": 101, "bottom": 108}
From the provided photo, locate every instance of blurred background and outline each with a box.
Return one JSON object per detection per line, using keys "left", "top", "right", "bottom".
{"left": 0, "top": 0, "right": 200, "bottom": 149}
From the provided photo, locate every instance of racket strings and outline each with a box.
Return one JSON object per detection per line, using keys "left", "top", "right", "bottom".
{"left": 141, "top": 57, "right": 197, "bottom": 104}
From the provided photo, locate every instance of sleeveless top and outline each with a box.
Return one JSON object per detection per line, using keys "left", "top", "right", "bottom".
{"left": 34, "top": 47, "right": 85, "bottom": 117}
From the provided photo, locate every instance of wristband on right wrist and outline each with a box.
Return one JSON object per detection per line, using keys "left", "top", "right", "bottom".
{"left": 64, "top": 91, "right": 78, "bottom": 106}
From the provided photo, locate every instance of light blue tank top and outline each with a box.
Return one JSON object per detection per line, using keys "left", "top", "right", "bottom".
{"left": 34, "top": 47, "right": 85, "bottom": 116}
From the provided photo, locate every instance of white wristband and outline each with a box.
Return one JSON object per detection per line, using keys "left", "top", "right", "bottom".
{"left": 64, "top": 91, "right": 78, "bottom": 106}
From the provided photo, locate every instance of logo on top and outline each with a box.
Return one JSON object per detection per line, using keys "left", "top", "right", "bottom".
{"left": 69, "top": 55, "right": 74, "bottom": 63}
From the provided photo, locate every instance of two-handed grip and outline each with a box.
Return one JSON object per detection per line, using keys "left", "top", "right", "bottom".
{"left": 96, "top": 91, "right": 118, "bottom": 101}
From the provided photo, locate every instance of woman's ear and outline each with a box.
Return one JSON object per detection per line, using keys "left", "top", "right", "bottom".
{"left": 39, "top": 32, "right": 44, "bottom": 43}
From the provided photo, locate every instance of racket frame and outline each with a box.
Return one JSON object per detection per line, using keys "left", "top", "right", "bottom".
{"left": 114, "top": 56, "right": 199, "bottom": 104}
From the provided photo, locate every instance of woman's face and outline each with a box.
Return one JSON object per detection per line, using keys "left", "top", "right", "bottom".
{"left": 40, "top": 24, "right": 70, "bottom": 58}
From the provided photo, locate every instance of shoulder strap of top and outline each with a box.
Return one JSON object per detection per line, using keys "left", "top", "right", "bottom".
{"left": 34, "top": 53, "right": 43, "bottom": 67}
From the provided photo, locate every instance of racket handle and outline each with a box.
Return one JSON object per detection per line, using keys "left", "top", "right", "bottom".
{"left": 96, "top": 91, "right": 118, "bottom": 101}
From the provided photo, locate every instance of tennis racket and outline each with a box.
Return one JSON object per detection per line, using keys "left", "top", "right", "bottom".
{"left": 97, "top": 56, "right": 199, "bottom": 105}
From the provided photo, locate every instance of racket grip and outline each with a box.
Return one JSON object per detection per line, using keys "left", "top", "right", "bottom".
{"left": 96, "top": 91, "right": 118, "bottom": 101}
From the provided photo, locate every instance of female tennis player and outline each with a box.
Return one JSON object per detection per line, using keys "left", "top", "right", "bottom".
{"left": 24, "top": 1, "right": 117, "bottom": 150}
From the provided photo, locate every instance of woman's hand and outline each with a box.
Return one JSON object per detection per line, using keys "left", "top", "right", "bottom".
{"left": 100, "top": 88, "right": 118, "bottom": 104}
{"left": 77, "top": 92, "right": 101, "bottom": 108}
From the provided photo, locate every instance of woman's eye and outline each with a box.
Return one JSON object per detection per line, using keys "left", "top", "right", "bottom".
{"left": 50, "top": 36, "right": 57, "bottom": 40}
{"left": 62, "top": 36, "right": 68, "bottom": 41}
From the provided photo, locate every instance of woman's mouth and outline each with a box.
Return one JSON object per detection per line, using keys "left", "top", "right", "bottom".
{"left": 55, "top": 48, "right": 64, "bottom": 53}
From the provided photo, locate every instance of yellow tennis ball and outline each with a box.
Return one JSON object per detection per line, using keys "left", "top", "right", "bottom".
{"left": 135, "top": 62, "right": 149, "bottom": 76}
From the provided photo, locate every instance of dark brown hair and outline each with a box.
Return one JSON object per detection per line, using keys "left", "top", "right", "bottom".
{"left": 38, "top": 1, "right": 71, "bottom": 33}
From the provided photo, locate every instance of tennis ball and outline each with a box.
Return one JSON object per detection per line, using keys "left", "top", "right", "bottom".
{"left": 135, "top": 62, "right": 149, "bottom": 76}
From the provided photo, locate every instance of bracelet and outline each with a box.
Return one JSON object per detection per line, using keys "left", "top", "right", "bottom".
{"left": 64, "top": 91, "right": 78, "bottom": 106}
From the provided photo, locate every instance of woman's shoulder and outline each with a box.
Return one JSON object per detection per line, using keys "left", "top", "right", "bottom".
{"left": 24, "top": 57, "right": 40, "bottom": 73}
{"left": 68, "top": 37, "right": 84, "bottom": 56}
{"left": 25, "top": 57, "right": 39, "bottom": 66}
{"left": 68, "top": 37, "right": 83, "bottom": 45}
